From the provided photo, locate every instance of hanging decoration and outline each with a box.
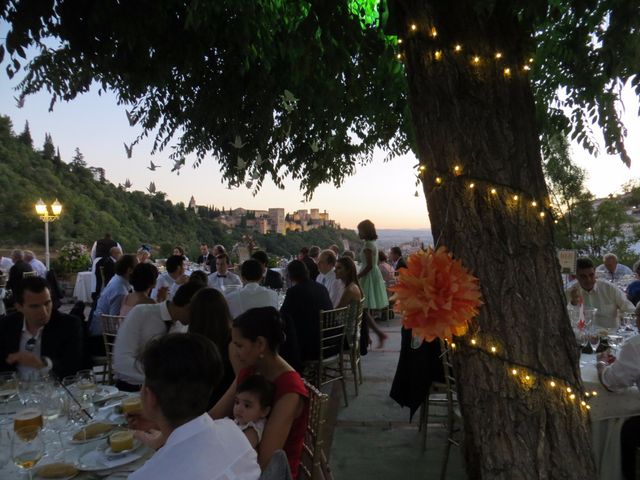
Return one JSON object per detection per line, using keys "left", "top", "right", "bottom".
{"left": 389, "top": 246, "right": 483, "bottom": 342}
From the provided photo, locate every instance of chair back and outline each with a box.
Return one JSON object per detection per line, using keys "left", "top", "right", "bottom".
{"left": 344, "top": 298, "right": 364, "bottom": 350}
{"left": 318, "top": 306, "right": 349, "bottom": 362}
{"left": 299, "top": 379, "right": 330, "bottom": 480}
{"left": 101, "top": 314, "right": 125, "bottom": 384}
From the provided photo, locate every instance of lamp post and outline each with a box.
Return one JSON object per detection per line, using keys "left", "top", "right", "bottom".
{"left": 35, "top": 199, "right": 62, "bottom": 270}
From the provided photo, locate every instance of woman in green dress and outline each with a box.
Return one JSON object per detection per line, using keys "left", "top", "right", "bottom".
{"left": 357, "top": 219, "right": 389, "bottom": 352}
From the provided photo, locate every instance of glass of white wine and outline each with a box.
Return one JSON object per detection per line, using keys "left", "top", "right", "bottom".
{"left": 12, "top": 425, "right": 44, "bottom": 479}
{"left": 75, "top": 370, "right": 97, "bottom": 401}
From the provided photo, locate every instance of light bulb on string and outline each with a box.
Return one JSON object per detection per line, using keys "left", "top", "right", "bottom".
{"left": 410, "top": 24, "right": 417, "bottom": 32}
{"left": 503, "top": 67, "right": 511, "bottom": 77}
{"left": 531, "top": 201, "right": 537, "bottom": 207}
{"left": 472, "top": 56, "right": 480, "bottom": 65}
{"left": 495, "top": 52, "right": 503, "bottom": 59}
{"left": 490, "top": 188, "right": 497, "bottom": 195}
{"left": 453, "top": 165, "right": 461, "bottom": 175}
{"left": 398, "top": 38, "right": 403, "bottom": 44}
{"left": 435, "top": 176, "right": 443, "bottom": 185}
{"left": 430, "top": 27, "right": 437, "bottom": 37}
{"left": 523, "top": 65, "right": 531, "bottom": 71}
{"left": 468, "top": 182, "right": 475, "bottom": 189}
{"left": 434, "top": 50, "right": 442, "bottom": 61}
{"left": 454, "top": 44, "right": 462, "bottom": 52}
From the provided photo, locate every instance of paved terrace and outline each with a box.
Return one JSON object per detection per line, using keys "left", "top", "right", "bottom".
{"left": 327, "top": 315, "right": 466, "bottom": 479}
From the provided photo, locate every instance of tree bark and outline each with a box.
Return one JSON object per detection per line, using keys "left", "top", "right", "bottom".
{"left": 396, "top": 1, "right": 596, "bottom": 478}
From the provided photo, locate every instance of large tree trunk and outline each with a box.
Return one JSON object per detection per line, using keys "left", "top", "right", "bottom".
{"left": 397, "top": 1, "right": 596, "bottom": 478}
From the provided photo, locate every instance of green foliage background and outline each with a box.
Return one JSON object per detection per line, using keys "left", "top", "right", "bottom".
{"left": 0, "top": 115, "right": 360, "bottom": 259}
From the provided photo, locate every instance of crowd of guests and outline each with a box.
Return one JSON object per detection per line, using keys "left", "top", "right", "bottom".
{"left": 0, "top": 220, "right": 409, "bottom": 478}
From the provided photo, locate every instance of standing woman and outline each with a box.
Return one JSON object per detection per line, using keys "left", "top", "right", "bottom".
{"left": 356, "top": 219, "right": 388, "bottom": 352}
{"left": 188, "top": 288, "right": 236, "bottom": 409}
{"left": 211, "top": 307, "right": 308, "bottom": 477}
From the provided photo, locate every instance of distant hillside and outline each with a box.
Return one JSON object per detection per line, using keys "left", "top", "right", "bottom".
{"left": 376, "top": 228, "right": 433, "bottom": 249}
{"left": 0, "top": 115, "right": 359, "bottom": 258}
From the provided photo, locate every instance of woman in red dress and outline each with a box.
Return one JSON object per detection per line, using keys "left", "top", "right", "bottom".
{"left": 210, "top": 307, "right": 308, "bottom": 477}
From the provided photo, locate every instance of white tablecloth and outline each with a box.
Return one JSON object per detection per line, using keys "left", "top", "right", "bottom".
{"left": 581, "top": 353, "right": 640, "bottom": 480}
{"left": 73, "top": 271, "right": 93, "bottom": 303}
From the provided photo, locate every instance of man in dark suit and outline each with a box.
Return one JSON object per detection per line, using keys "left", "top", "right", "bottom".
{"left": 0, "top": 276, "right": 83, "bottom": 380}
{"left": 196, "top": 243, "right": 215, "bottom": 268}
{"left": 390, "top": 246, "right": 408, "bottom": 271}
{"left": 251, "top": 250, "right": 283, "bottom": 290}
{"left": 298, "top": 247, "right": 319, "bottom": 281}
{"left": 280, "top": 260, "right": 332, "bottom": 364}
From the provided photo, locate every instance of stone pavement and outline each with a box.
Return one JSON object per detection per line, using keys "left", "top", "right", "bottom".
{"left": 327, "top": 315, "right": 467, "bottom": 479}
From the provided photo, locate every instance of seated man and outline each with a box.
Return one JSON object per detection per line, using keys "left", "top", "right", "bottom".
{"left": 153, "top": 254, "right": 188, "bottom": 302}
{"left": 315, "top": 249, "right": 344, "bottom": 307}
{"left": 24, "top": 251, "right": 47, "bottom": 278}
{"left": 113, "top": 281, "right": 203, "bottom": 391}
{"left": 0, "top": 276, "right": 83, "bottom": 380}
{"left": 88, "top": 255, "right": 137, "bottom": 356}
{"left": 566, "top": 257, "right": 635, "bottom": 328}
{"left": 597, "top": 311, "right": 640, "bottom": 479}
{"left": 281, "top": 260, "right": 332, "bottom": 362}
{"left": 225, "top": 259, "right": 279, "bottom": 319}
{"left": 129, "top": 333, "right": 260, "bottom": 480}
{"left": 208, "top": 253, "right": 242, "bottom": 291}
{"left": 196, "top": 243, "right": 215, "bottom": 269}
{"left": 251, "top": 250, "right": 283, "bottom": 290}
{"left": 595, "top": 253, "right": 633, "bottom": 282}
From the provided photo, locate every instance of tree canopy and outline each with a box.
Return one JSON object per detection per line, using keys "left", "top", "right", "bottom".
{"left": 2, "top": 0, "right": 637, "bottom": 196}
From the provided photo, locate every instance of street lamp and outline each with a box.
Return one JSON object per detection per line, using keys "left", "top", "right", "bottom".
{"left": 34, "top": 198, "right": 63, "bottom": 269}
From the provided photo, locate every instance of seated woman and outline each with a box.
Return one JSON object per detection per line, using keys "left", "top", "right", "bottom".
{"left": 211, "top": 307, "right": 308, "bottom": 477}
{"left": 173, "top": 245, "right": 189, "bottom": 262}
{"left": 335, "top": 256, "right": 363, "bottom": 308}
{"left": 188, "top": 288, "right": 236, "bottom": 409}
{"left": 120, "top": 263, "right": 158, "bottom": 317}
{"left": 626, "top": 260, "right": 640, "bottom": 305}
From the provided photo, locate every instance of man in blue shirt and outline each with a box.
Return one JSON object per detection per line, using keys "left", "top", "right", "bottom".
{"left": 88, "top": 255, "right": 137, "bottom": 355}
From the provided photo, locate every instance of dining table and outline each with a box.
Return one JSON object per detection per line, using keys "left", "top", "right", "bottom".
{"left": 0, "top": 381, "right": 151, "bottom": 479}
{"left": 581, "top": 338, "right": 640, "bottom": 480}
{"left": 73, "top": 271, "right": 94, "bottom": 304}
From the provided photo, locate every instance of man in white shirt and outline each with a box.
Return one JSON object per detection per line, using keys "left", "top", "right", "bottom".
{"left": 208, "top": 253, "right": 242, "bottom": 292}
{"left": 23, "top": 251, "right": 47, "bottom": 278}
{"left": 316, "top": 249, "right": 344, "bottom": 307}
{"left": 129, "top": 333, "right": 260, "bottom": 480}
{"left": 595, "top": 253, "right": 634, "bottom": 281}
{"left": 596, "top": 312, "right": 640, "bottom": 479}
{"left": 113, "top": 281, "right": 203, "bottom": 391}
{"left": 153, "top": 255, "right": 188, "bottom": 302}
{"left": 225, "top": 259, "right": 278, "bottom": 319}
{"left": 566, "top": 257, "right": 635, "bottom": 328}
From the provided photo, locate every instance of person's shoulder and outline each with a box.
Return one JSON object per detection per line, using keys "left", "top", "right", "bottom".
{"left": 49, "top": 310, "right": 82, "bottom": 329}
{"left": 274, "top": 370, "right": 308, "bottom": 397}
{"left": 0, "top": 312, "right": 22, "bottom": 330}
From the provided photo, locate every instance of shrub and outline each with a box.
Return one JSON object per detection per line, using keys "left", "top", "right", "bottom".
{"left": 56, "top": 242, "right": 90, "bottom": 276}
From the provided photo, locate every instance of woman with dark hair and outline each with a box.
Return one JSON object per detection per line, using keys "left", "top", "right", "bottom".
{"left": 172, "top": 245, "right": 189, "bottom": 261}
{"left": 120, "top": 263, "right": 158, "bottom": 316}
{"left": 188, "top": 288, "right": 235, "bottom": 407}
{"left": 211, "top": 307, "right": 308, "bottom": 478}
{"left": 356, "top": 219, "right": 388, "bottom": 351}
{"left": 335, "top": 257, "right": 363, "bottom": 308}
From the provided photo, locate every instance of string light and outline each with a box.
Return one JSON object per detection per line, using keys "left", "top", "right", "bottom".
{"left": 523, "top": 65, "right": 531, "bottom": 71}
{"left": 539, "top": 211, "right": 545, "bottom": 218}
{"left": 495, "top": 52, "right": 503, "bottom": 59}
{"left": 445, "top": 336, "right": 594, "bottom": 413}
{"left": 503, "top": 67, "right": 511, "bottom": 77}
{"left": 453, "top": 165, "right": 461, "bottom": 175}
{"left": 454, "top": 44, "right": 462, "bottom": 52}
{"left": 468, "top": 182, "right": 475, "bottom": 189}
{"left": 528, "top": 57, "right": 534, "bottom": 63}
{"left": 418, "top": 165, "right": 426, "bottom": 172}
{"left": 490, "top": 188, "right": 497, "bottom": 195}
{"left": 435, "top": 176, "right": 443, "bottom": 184}
{"left": 531, "top": 201, "right": 537, "bottom": 207}
{"left": 411, "top": 24, "right": 417, "bottom": 31}
{"left": 472, "top": 56, "right": 480, "bottom": 65}
{"left": 512, "top": 195, "right": 519, "bottom": 201}
{"left": 434, "top": 50, "right": 442, "bottom": 60}
{"left": 396, "top": 53, "right": 402, "bottom": 60}
{"left": 430, "top": 27, "right": 437, "bottom": 37}
{"left": 398, "top": 38, "right": 403, "bottom": 44}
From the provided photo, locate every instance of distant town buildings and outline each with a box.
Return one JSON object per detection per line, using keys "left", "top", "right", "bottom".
{"left": 188, "top": 198, "right": 337, "bottom": 234}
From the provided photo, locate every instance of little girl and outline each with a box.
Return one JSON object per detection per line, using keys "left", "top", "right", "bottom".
{"left": 233, "top": 374, "right": 275, "bottom": 448}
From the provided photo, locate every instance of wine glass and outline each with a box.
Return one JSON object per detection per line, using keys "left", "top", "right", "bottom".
{"left": 0, "top": 372, "right": 17, "bottom": 414}
{"left": 75, "top": 370, "right": 97, "bottom": 401}
{"left": 588, "top": 330, "right": 600, "bottom": 355}
{"left": 12, "top": 425, "right": 45, "bottom": 479}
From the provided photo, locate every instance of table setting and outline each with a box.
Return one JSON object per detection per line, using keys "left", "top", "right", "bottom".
{"left": 0, "top": 371, "right": 151, "bottom": 479}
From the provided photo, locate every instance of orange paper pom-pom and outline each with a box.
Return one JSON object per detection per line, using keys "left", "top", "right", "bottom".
{"left": 389, "top": 246, "right": 483, "bottom": 342}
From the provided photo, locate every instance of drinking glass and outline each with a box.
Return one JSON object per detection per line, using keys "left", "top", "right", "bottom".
{"left": 0, "top": 372, "right": 17, "bottom": 414}
{"left": 607, "top": 334, "right": 624, "bottom": 356}
{"left": 12, "top": 425, "right": 44, "bottom": 480}
{"left": 75, "top": 370, "right": 97, "bottom": 401}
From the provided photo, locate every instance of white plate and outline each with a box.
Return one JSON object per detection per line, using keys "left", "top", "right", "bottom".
{"left": 69, "top": 422, "right": 117, "bottom": 444}
{"left": 34, "top": 463, "right": 79, "bottom": 480}
{"left": 75, "top": 443, "right": 143, "bottom": 472}
{"left": 93, "top": 386, "right": 120, "bottom": 403}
